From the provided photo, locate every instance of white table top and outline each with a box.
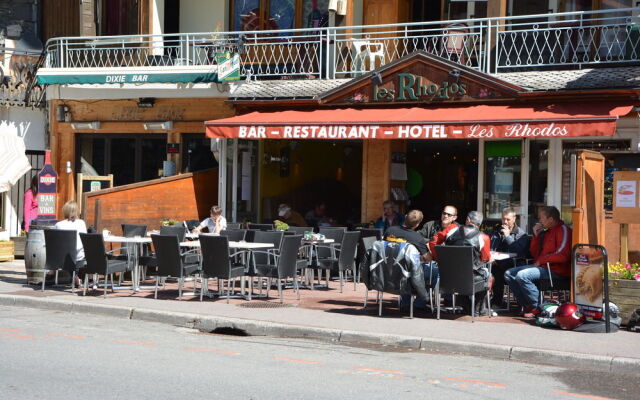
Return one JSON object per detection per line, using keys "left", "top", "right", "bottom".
{"left": 491, "top": 251, "right": 518, "bottom": 261}
{"left": 180, "top": 240, "right": 274, "bottom": 249}
{"left": 302, "top": 238, "right": 335, "bottom": 244}
{"left": 103, "top": 235, "right": 152, "bottom": 243}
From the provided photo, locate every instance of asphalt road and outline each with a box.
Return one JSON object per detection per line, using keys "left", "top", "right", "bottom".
{"left": 0, "top": 306, "right": 634, "bottom": 400}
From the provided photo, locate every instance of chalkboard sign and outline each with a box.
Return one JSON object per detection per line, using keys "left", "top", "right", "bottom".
{"left": 76, "top": 173, "right": 113, "bottom": 214}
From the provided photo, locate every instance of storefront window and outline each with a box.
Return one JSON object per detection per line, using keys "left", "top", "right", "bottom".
{"left": 483, "top": 141, "right": 521, "bottom": 223}
{"left": 76, "top": 135, "right": 167, "bottom": 186}
{"left": 182, "top": 134, "right": 218, "bottom": 173}
{"left": 561, "top": 139, "right": 632, "bottom": 224}
{"left": 528, "top": 140, "right": 549, "bottom": 230}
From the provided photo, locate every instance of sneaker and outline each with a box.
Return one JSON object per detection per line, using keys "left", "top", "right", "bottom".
{"left": 523, "top": 306, "right": 541, "bottom": 318}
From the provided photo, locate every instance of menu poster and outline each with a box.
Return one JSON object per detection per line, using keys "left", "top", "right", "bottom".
{"left": 615, "top": 180, "right": 637, "bottom": 208}
{"left": 573, "top": 248, "right": 605, "bottom": 319}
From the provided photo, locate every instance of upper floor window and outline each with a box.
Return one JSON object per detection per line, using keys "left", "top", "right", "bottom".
{"left": 98, "top": 0, "right": 139, "bottom": 36}
{"left": 232, "top": 0, "right": 296, "bottom": 33}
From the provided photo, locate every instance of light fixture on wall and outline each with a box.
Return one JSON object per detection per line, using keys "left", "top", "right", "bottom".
{"left": 70, "top": 121, "right": 100, "bottom": 130}
{"left": 143, "top": 121, "right": 173, "bottom": 130}
{"left": 137, "top": 97, "right": 155, "bottom": 108}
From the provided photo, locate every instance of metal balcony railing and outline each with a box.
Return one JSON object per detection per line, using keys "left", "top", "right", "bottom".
{"left": 42, "top": 7, "right": 640, "bottom": 80}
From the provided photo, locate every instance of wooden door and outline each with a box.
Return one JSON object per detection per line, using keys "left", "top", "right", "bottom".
{"left": 362, "top": 0, "right": 410, "bottom": 68}
{"left": 41, "top": 0, "right": 80, "bottom": 42}
{"left": 572, "top": 150, "right": 605, "bottom": 248}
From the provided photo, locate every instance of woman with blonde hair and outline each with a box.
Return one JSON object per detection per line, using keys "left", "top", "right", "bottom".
{"left": 54, "top": 200, "right": 87, "bottom": 261}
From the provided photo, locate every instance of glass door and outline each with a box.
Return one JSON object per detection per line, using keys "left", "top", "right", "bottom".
{"left": 527, "top": 140, "right": 549, "bottom": 230}
{"left": 483, "top": 140, "right": 522, "bottom": 226}
{"left": 223, "top": 139, "right": 261, "bottom": 223}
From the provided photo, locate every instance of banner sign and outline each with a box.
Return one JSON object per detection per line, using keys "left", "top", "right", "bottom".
{"left": 216, "top": 52, "right": 240, "bottom": 81}
{"left": 573, "top": 246, "right": 606, "bottom": 319}
{"left": 37, "top": 71, "right": 218, "bottom": 85}
{"left": 36, "top": 151, "right": 58, "bottom": 226}
{"left": 209, "top": 121, "right": 616, "bottom": 140}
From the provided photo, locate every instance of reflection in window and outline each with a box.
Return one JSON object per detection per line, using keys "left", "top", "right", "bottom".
{"left": 483, "top": 141, "right": 521, "bottom": 223}
{"left": 233, "top": 0, "right": 296, "bottom": 33}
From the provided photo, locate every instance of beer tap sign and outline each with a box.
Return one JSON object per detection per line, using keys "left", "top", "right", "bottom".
{"left": 36, "top": 151, "right": 58, "bottom": 226}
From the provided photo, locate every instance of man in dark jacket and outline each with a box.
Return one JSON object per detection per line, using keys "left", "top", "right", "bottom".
{"left": 419, "top": 204, "right": 459, "bottom": 241}
{"left": 486, "top": 207, "right": 530, "bottom": 308}
{"left": 504, "top": 206, "right": 572, "bottom": 318}
{"left": 434, "top": 211, "right": 492, "bottom": 316}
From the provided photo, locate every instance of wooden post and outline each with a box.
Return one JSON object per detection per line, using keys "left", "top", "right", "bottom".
{"left": 94, "top": 198, "right": 102, "bottom": 232}
{"left": 620, "top": 223, "right": 629, "bottom": 264}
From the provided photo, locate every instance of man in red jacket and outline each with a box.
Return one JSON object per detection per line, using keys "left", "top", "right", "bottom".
{"left": 504, "top": 206, "right": 572, "bottom": 317}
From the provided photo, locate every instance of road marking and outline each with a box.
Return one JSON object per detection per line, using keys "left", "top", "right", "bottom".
{"left": 0, "top": 328, "right": 24, "bottom": 333}
{"left": 48, "top": 333, "right": 86, "bottom": 339}
{"left": 444, "top": 377, "right": 507, "bottom": 387}
{"left": 184, "top": 347, "right": 238, "bottom": 355}
{"left": 273, "top": 356, "right": 321, "bottom": 365}
{"left": 112, "top": 339, "right": 156, "bottom": 346}
{"left": 0, "top": 332, "right": 35, "bottom": 340}
{"left": 351, "top": 366, "right": 401, "bottom": 374}
{"left": 554, "top": 392, "right": 621, "bottom": 400}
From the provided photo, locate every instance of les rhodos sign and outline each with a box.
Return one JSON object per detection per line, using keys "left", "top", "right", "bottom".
{"left": 373, "top": 73, "right": 467, "bottom": 102}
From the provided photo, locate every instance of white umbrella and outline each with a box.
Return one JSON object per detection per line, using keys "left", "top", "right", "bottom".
{"left": 0, "top": 121, "right": 31, "bottom": 193}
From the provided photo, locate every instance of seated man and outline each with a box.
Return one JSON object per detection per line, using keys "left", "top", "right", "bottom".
{"left": 429, "top": 211, "right": 492, "bottom": 316}
{"left": 504, "top": 206, "right": 571, "bottom": 318}
{"left": 386, "top": 210, "right": 438, "bottom": 308}
{"left": 419, "top": 204, "right": 460, "bottom": 241}
{"left": 485, "top": 207, "right": 530, "bottom": 308}
{"left": 305, "top": 201, "right": 333, "bottom": 228}
{"left": 374, "top": 200, "right": 404, "bottom": 233}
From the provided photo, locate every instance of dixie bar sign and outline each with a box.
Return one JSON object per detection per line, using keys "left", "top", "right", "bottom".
{"left": 230, "top": 122, "right": 605, "bottom": 140}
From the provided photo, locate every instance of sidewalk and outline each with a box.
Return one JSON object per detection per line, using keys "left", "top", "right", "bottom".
{"left": 1, "top": 260, "right": 638, "bottom": 374}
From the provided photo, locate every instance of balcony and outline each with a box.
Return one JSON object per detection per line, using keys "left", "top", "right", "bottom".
{"left": 40, "top": 7, "right": 640, "bottom": 83}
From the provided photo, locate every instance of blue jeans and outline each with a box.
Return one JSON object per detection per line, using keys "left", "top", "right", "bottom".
{"left": 504, "top": 264, "right": 566, "bottom": 308}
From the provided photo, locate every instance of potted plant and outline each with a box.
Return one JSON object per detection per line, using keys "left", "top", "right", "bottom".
{"left": 0, "top": 239, "right": 15, "bottom": 262}
{"left": 608, "top": 261, "right": 640, "bottom": 325}
{"left": 274, "top": 220, "right": 289, "bottom": 231}
{"left": 161, "top": 218, "right": 180, "bottom": 227}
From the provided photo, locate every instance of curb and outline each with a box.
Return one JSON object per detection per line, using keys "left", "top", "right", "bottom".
{"left": 1, "top": 294, "right": 638, "bottom": 375}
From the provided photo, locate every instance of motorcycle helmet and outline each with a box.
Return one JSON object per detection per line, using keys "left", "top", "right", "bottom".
{"left": 603, "top": 302, "right": 622, "bottom": 327}
{"left": 628, "top": 308, "right": 640, "bottom": 332}
{"left": 555, "top": 302, "right": 586, "bottom": 330}
{"left": 536, "top": 300, "right": 560, "bottom": 328}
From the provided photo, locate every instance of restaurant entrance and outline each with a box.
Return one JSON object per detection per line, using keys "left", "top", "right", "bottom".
{"left": 406, "top": 139, "right": 478, "bottom": 223}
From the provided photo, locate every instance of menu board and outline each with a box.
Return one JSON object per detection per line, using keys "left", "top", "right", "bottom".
{"left": 612, "top": 171, "right": 640, "bottom": 223}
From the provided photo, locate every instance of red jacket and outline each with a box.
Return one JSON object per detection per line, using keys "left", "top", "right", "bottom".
{"left": 529, "top": 221, "right": 572, "bottom": 277}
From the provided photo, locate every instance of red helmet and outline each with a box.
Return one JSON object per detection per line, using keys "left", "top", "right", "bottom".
{"left": 555, "top": 303, "right": 586, "bottom": 330}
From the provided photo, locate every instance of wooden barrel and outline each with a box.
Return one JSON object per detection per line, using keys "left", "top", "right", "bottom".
{"left": 24, "top": 229, "right": 46, "bottom": 285}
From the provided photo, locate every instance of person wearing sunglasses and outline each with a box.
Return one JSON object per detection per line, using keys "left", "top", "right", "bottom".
{"left": 419, "top": 205, "right": 460, "bottom": 245}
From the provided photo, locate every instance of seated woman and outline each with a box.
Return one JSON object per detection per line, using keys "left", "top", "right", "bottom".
{"left": 192, "top": 205, "right": 227, "bottom": 234}
{"left": 54, "top": 200, "right": 87, "bottom": 286}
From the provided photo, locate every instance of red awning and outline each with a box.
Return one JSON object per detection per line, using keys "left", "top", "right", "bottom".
{"left": 205, "top": 103, "right": 634, "bottom": 140}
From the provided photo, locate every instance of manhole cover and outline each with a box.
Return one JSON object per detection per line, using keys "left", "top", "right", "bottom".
{"left": 237, "top": 302, "right": 294, "bottom": 309}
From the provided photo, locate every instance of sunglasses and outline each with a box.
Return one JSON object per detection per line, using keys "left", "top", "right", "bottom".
{"left": 442, "top": 212, "right": 456, "bottom": 217}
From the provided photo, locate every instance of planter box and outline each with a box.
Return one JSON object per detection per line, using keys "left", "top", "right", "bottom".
{"left": 10, "top": 236, "right": 26, "bottom": 258}
{"left": 609, "top": 279, "right": 640, "bottom": 325}
{"left": 0, "top": 241, "right": 15, "bottom": 262}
